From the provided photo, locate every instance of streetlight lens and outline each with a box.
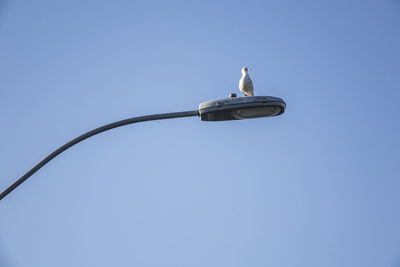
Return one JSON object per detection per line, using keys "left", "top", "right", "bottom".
{"left": 231, "top": 106, "right": 281, "bottom": 119}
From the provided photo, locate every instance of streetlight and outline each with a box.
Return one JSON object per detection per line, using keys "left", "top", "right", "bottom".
{"left": 199, "top": 95, "right": 285, "bottom": 121}
{"left": 0, "top": 94, "right": 286, "bottom": 200}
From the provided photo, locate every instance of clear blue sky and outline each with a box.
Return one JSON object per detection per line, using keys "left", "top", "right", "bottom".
{"left": 1, "top": 0, "right": 400, "bottom": 266}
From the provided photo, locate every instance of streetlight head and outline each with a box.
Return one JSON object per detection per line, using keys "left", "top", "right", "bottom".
{"left": 198, "top": 95, "right": 285, "bottom": 121}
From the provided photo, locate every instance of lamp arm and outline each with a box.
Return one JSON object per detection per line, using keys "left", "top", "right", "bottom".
{"left": 0, "top": 110, "right": 199, "bottom": 201}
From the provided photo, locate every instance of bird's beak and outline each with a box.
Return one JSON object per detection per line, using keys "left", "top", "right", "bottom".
{"left": 248, "top": 68, "right": 251, "bottom": 71}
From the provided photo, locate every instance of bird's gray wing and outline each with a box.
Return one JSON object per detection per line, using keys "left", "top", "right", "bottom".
{"left": 247, "top": 79, "right": 254, "bottom": 96}
{"left": 249, "top": 79, "right": 253, "bottom": 89}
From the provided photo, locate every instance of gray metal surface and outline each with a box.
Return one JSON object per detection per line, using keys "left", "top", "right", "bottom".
{"left": 198, "top": 95, "right": 286, "bottom": 121}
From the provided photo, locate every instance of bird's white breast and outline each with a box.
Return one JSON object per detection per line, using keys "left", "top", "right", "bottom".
{"left": 239, "top": 74, "right": 251, "bottom": 90}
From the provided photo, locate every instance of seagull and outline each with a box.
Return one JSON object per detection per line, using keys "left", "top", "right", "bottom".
{"left": 239, "top": 67, "right": 254, "bottom": 96}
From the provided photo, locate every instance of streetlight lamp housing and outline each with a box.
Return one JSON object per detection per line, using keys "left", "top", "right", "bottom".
{"left": 198, "top": 95, "right": 286, "bottom": 121}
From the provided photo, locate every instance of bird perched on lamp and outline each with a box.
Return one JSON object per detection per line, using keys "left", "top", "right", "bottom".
{"left": 239, "top": 67, "right": 254, "bottom": 96}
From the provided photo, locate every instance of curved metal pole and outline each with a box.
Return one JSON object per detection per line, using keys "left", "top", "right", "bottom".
{"left": 0, "top": 110, "right": 199, "bottom": 201}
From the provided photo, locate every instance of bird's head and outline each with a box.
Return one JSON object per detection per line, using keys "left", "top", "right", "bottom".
{"left": 241, "top": 67, "right": 251, "bottom": 74}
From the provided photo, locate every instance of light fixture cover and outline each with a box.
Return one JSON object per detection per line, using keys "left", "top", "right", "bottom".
{"left": 198, "top": 96, "right": 286, "bottom": 121}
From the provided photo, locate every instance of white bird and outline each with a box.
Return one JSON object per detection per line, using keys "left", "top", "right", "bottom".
{"left": 239, "top": 67, "right": 254, "bottom": 96}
